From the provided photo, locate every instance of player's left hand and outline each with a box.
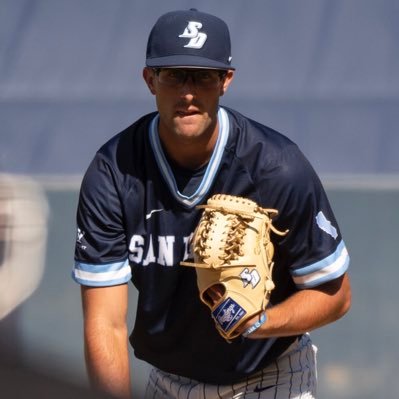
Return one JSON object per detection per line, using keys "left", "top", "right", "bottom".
{"left": 206, "top": 284, "right": 269, "bottom": 339}
{"left": 181, "top": 194, "right": 287, "bottom": 341}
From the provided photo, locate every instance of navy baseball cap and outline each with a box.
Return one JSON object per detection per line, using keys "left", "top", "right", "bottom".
{"left": 146, "top": 9, "right": 235, "bottom": 70}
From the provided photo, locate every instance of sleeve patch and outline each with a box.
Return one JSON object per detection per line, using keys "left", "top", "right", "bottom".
{"left": 315, "top": 211, "right": 338, "bottom": 239}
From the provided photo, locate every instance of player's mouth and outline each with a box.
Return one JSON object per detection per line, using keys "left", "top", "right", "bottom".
{"left": 175, "top": 109, "right": 200, "bottom": 117}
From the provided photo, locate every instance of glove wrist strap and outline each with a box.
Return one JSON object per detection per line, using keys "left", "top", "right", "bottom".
{"left": 242, "top": 312, "right": 267, "bottom": 338}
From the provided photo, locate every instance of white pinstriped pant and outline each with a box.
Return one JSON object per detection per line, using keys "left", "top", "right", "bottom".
{"left": 144, "top": 333, "right": 317, "bottom": 399}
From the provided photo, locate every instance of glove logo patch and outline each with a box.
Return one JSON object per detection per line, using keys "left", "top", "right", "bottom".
{"left": 212, "top": 297, "right": 246, "bottom": 332}
{"left": 240, "top": 268, "right": 260, "bottom": 288}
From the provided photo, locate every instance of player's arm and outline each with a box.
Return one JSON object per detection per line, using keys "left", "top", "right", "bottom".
{"left": 81, "top": 283, "right": 132, "bottom": 398}
{"left": 242, "top": 272, "right": 351, "bottom": 339}
{"left": 246, "top": 145, "right": 352, "bottom": 338}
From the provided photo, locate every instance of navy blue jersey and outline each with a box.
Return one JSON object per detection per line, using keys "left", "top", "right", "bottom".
{"left": 73, "top": 107, "right": 349, "bottom": 384}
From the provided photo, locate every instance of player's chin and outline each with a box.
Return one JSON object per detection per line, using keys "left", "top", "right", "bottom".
{"left": 173, "top": 122, "right": 208, "bottom": 139}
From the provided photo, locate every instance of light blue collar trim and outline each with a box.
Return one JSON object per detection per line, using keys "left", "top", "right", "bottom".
{"left": 149, "top": 107, "right": 229, "bottom": 208}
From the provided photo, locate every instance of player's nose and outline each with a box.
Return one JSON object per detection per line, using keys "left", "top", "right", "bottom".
{"left": 178, "top": 76, "right": 197, "bottom": 97}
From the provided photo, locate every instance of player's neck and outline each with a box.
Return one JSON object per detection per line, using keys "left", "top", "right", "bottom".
{"left": 159, "top": 123, "right": 219, "bottom": 170}
{"left": 163, "top": 140, "right": 215, "bottom": 170}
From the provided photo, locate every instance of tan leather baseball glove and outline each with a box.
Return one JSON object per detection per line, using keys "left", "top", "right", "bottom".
{"left": 181, "top": 194, "right": 288, "bottom": 340}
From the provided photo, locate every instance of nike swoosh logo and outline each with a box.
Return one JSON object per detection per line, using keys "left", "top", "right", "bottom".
{"left": 145, "top": 209, "right": 163, "bottom": 220}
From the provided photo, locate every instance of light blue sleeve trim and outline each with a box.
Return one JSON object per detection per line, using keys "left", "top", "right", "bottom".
{"left": 291, "top": 240, "right": 350, "bottom": 289}
{"left": 72, "top": 259, "right": 131, "bottom": 287}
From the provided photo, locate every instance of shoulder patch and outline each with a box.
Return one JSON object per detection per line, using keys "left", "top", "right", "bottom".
{"left": 315, "top": 211, "right": 338, "bottom": 239}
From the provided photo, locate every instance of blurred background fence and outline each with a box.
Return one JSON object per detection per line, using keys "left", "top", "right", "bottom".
{"left": 1, "top": 1, "right": 398, "bottom": 398}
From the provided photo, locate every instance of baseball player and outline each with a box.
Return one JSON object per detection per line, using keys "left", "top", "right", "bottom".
{"left": 73, "top": 9, "right": 351, "bottom": 399}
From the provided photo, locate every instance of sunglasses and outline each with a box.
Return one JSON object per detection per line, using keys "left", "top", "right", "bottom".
{"left": 153, "top": 68, "right": 227, "bottom": 89}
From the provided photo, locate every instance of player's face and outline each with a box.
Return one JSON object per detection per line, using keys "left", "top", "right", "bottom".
{"left": 143, "top": 68, "right": 234, "bottom": 141}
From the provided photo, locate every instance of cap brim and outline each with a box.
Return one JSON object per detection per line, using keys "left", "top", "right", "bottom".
{"left": 146, "top": 55, "right": 235, "bottom": 70}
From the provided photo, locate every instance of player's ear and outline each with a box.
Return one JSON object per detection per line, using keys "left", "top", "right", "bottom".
{"left": 143, "top": 67, "right": 157, "bottom": 95}
{"left": 219, "top": 70, "right": 234, "bottom": 97}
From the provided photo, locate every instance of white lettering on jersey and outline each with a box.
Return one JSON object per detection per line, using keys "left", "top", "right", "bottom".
{"left": 316, "top": 211, "right": 338, "bottom": 239}
{"left": 128, "top": 234, "right": 194, "bottom": 267}
{"left": 178, "top": 21, "right": 207, "bottom": 49}
{"left": 129, "top": 235, "right": 144, "bottom": 262}
{"left": 183, "top": 233, "right": 194, "bottom": 261}
{"left": 143, "top": 234, "right": 156, "bottom": 266}
{"left": 157, "top": 236, "right": 175, "bottom": 266}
